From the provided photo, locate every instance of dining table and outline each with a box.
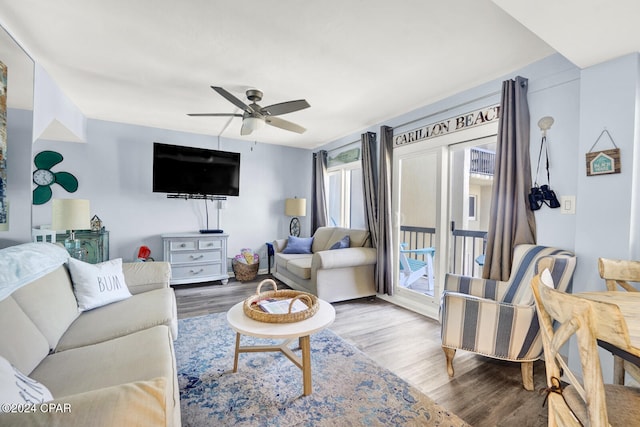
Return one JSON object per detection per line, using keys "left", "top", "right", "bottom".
{"left": 577, "top": 291, "right": 640, "bottom": 383}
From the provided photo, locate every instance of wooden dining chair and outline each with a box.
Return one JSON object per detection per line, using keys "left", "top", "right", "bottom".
{"left": 532, "top": 270, "right": 640, "bottom": 426}
{"left": 598, "top": 257, "right": 640, "bottom": 385}
{"left": 598, "top": 258, "right": 640, "bottom": 292}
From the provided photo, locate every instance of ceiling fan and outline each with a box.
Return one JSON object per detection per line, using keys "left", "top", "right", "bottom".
{"left": 188, "top": 86, "right": 310, "bottom": 136}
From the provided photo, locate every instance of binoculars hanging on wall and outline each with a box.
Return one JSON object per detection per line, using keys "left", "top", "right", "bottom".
{"left": 528, "top": 185, "right": 560, "bottom": 210}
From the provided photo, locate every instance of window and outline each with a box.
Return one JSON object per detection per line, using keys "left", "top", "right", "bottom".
{"left": 468, "top": 195, "right": 477, "bottom": 220}
{"left": 326, "top": 143, "right": 365, "bottom": 228}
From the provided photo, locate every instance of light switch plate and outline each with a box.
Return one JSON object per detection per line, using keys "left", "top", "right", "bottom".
{"left": 560, "top": 196, "right": 576, "bottom": 214}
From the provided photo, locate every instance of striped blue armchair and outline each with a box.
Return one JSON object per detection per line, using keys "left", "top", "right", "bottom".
{"left": 440, "top": 244, "right": 576, "bottom": 390}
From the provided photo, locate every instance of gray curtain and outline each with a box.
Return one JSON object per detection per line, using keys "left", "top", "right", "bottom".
{"left": 312, "top": 150, "right": 329, "bottom": 232}
{"left": 483, "top": 76, "right": 536, "bottom": 281}
{"left": 361, "top": 132, "right": 378, "bottom": 247}
{"left": 376, "top": 126, "right": 394, "bottom": 295}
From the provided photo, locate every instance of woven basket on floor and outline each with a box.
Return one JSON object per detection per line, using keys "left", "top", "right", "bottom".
{"left": 232, "top": 259, "right": 259, "bottom": 281}
{"left": 243, "top": 279, "right": 319, "bottom": 323}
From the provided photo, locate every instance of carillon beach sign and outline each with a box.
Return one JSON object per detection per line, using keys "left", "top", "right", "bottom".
{"left": 394, "top": 104, "right": 500, "bottom": 147}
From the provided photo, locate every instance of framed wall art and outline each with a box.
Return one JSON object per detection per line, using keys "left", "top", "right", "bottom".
{"left": 0, "top": 60, "right": 8, "bottom": 231}
{"left": 586, "top": 129, "right": 621, "bottom": 176}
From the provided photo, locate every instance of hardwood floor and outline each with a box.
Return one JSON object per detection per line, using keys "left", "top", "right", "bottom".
{"left": 173, "top": 276, "right": 549, "bottom": 427}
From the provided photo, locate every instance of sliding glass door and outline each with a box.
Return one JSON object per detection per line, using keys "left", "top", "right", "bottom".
{"left": 448, "top": 138, "right": 495, "bottom": 279}
{"left": 393, "top": 144, "right": 447, "bottom": 309}
{"left": 391, "top": 136, "right": 496, "bottom": 314}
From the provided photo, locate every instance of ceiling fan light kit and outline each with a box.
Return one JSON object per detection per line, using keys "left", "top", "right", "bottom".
{"left": 242, "top": 115, "right": 265, "bottom": 135}
{"left": 188, "top": 86, "right": 310, "bottom": 136}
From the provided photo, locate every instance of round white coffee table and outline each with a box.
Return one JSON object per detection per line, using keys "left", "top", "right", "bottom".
{"left": 226, "top": 299, "right": 335, "bottom": 396}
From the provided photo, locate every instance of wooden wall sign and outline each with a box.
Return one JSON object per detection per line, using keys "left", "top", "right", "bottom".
{"left": 393, "top": 104, "right": 500, "bottom": 148}
{"left": 586, "top": 129, "right": 621, "bottom": 176}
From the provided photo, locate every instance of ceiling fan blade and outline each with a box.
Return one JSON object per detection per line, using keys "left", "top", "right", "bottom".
{"left": 261, "top": 99, "right": 310, "bottom": 116}
{"left": 265, "top": 116, "right": 306, "bottom": 134}
{"left": 187, "top": 113, "right": 243, "bottom": 117}
{"left": 211, "top": 86, "right": 253, "bottom": 113}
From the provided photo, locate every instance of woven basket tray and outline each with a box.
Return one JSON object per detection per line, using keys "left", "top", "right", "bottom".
{"left": 243, "top": 279, "right": 319, "bottom": 323}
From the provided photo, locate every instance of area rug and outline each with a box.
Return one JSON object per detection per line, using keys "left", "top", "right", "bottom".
{"left": 175, "top": 312, "right": 469, "bottom": 426}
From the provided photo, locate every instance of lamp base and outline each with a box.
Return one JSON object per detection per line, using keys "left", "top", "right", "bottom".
{"left": 64, "top": 238, "right": 87, "bottom": 261}
{"left": 289, "top": 217, "right": 300, "bottom": 237}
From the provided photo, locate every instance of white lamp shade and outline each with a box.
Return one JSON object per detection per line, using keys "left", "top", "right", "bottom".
{"left": 285, "top": 198, "right": 306, "bottom": 217}
{"left": 51, "top": 199, "right": 91, "bottom": 231}
{"left": 244, "top": 116, "right": 265, "bottom": 132}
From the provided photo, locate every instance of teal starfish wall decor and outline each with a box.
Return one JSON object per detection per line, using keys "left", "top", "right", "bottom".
{"left": 32, "top": 150, "right": 79, "bottom": 205}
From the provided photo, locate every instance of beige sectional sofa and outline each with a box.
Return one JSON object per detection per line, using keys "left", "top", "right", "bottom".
{"left": 0, "top": 242, "right": 180, "bottom": 426}
{"left": 272, "top": 226, "right": 377, "bottom": 302}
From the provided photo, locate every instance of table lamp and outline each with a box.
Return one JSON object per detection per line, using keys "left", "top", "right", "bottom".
{"left": 285, "top": 197, "right": 306, "bottom": 237}
{"left": 51, "top": 198, "right": 91, "bottom": 259}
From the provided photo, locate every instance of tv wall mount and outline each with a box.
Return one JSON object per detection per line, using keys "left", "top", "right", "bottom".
{"left": 167, "top": 194, "right": 227, "bottom": 201}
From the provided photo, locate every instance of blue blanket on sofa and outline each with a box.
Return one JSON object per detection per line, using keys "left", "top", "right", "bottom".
{"left": 0, "top": 242, "right": 69, "bottom": 301}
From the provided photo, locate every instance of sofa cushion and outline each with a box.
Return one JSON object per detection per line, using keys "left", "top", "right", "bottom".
{"left": 122, "top": 262, "right": 172, "bottom": 295}
{"left": 286, "top": 257, "right": 313, "bottom": 280}
{"left": 11, "top": 266, "right": 80, "bottom": 351}
{"left": 275, "top": 253, "right": 311, "bottom": 274}
{"left": 312, "top": 227, "right": 370, "bottom": 252}
{"left": 282, "top": 236, "right": 314, "bottom": 254}
{"left": 67, "top": 258, "right": 132, "bottom": 311}
{"left": 30, "top": 325, "right": 177, "bottom": 416}
{"left": 0, "top": 297, "right": 49, "bottom": 375}
{"left": 0, "top": 242, "right": 69, "bottom": 301}
{"left": 275, "top": 253, "right": 312, "bottom": 269}
{"left": 55, "top": 288, "right": 178, "bottom": 352}
{"left": 0, "top": 355, "right": 53, "bottom": 404}
{"left": 0, "top": 378, "right": 169, "bottom": 427}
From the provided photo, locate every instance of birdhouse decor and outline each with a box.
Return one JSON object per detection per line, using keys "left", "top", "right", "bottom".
{"left": 90, "top": 215, "right": 103, "bottom": 231}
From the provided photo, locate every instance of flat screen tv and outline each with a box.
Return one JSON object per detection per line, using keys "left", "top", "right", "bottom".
{"left": 152, "top": 142, "right": 240, "bottom": 196}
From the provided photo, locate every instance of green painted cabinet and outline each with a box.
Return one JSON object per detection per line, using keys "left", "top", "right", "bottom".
{"left": 56, "top": 230, "right": 109, "bottom": 264}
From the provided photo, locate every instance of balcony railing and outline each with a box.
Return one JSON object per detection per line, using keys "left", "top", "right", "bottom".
{"left": 399, "top": 225, "right": 488, "bottom": 278}
{"left": 399, "top": 225, "right": 436, "bottom": 264}
{"left": 470, "top": 147, "right": 495, "bottom": 176}
{"left": 450, "top": 223, "right": 487, "bottom": 277}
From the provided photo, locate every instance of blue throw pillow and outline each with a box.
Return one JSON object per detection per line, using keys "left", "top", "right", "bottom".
{"left": 282, "top": 236, "right": 314, "bottom": 254}
{"left": 329, "top": 235, "right": 350, "bottom": 250}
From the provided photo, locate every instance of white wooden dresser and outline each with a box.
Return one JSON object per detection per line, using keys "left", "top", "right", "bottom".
{"left": 162, "top": 233, "right": 229, "bottom": 285}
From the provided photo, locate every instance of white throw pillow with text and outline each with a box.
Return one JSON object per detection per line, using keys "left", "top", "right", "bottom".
{"left": 67, "top": 257, "right": 132, "bottom": 311}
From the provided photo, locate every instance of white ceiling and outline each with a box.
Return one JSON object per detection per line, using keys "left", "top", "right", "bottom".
{"left": 0, "top": 0, "right": 639, "bottom": 149}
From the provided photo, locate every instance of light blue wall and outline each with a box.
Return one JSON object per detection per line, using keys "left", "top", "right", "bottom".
{"left": 29, "top": 119, "right": 312, "bottom": 267}
{"left": 574, "top": 53, "right": 640, "bottom": 288}
{"left": 32, "top": 64, "right": 86, "bottom": 142}
{"left": 567, "top": 53, "right": 640, "bottom": 379}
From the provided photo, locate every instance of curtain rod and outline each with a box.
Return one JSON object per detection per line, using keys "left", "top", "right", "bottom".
{"left": 391, "top": 89, "right": 501, "bottom": 131}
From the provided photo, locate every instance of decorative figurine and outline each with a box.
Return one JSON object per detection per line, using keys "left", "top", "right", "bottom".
{"left": 90, "top": 215, "right": 102, "bottom": 231}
